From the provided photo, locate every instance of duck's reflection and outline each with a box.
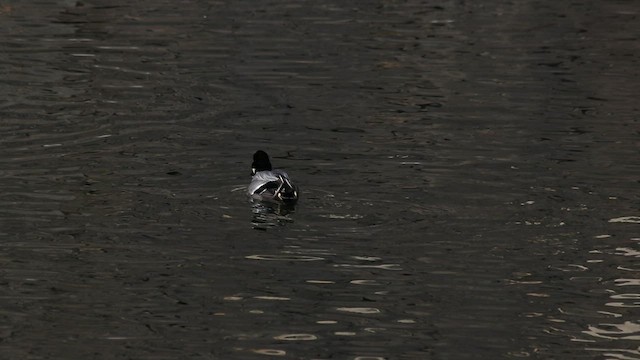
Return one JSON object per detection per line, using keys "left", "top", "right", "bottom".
{"left": 250, "top": 199, "right": 295, "bottom": 230}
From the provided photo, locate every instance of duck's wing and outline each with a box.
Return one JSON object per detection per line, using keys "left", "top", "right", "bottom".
{"left": 272, "top": 170, "right": 298, "bottom": 202}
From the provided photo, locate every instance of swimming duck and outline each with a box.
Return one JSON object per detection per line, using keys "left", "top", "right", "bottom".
{"left": 248, "top": 150, "right": 298, "bottom": 204}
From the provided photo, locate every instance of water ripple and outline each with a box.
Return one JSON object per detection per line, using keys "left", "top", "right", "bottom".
{"left": 245, "top": 254, "right": 325, "bottom": 262}
{"left": 1, "top": 0, "right": 638, "bottom": 359}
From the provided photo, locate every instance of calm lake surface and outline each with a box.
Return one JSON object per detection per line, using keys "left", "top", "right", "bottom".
{"left": 1, "top": 1, "right": 639, "bottom": 359}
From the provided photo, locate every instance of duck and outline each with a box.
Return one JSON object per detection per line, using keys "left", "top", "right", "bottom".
{"left": 247, "top": 150, "right": 299, "bottom": 204}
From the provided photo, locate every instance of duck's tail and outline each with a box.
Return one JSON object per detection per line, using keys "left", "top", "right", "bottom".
{"left": 276, "top": 175, "right": 298, "bottom": 203}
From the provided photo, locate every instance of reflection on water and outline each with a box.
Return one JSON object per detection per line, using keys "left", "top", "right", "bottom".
{"left": 250, "top": 199, "right": 296, "bottom": 230}
{"left": 583, "top": 235, "right": 640, "bottom": 358}
{"left": 518, "top": 229, "right": 640, "bottom": 358}
{"left": 585, "top": 322, "right": 640, "bottom": 340}
{"left": 0, "top": 0, "right": 639, "bottom": 359}
{"left": 230, "top": 244, "right": 430, "bottom": 358}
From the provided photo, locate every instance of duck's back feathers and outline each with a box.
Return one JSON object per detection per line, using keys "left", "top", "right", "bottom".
{"left": 248, "top": 170, "right": 282, "bottom": 195}
{"left": 248, "top": 170, "right": 298, "bottom": 204}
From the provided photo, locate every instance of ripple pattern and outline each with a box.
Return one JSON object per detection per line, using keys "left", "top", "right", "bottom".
{"left": 1, "top": 0, "right": 638, "bottom": 359}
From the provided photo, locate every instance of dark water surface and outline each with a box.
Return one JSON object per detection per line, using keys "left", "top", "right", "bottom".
{"left": 1, "top": 1, "right": 639, "bottom": 359}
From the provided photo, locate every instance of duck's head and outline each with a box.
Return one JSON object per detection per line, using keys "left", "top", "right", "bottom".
{"left": 252, "top": 150, "right": 272, "bottom": 175}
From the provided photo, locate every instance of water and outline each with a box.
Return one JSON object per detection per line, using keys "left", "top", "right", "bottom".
{"left": 1, "top": 0, "right": 639, "bottom": 359}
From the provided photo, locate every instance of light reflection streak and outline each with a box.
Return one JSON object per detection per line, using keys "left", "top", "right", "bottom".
{"left": 615, "top": 279, "right": 640, "bottom": 286}
{"left": 616, "top": 247, "right": 640, "bottom": 257}
{"left": 586, "top": 348, "right": 640, "bottom": 359}
{"left": 251, "top": 349, "right": 286, "bottom": 356}
{"left": 273, "top": 333, "right": 317, "bottom": 341}
{"left": 610, "top": 294, "right": 640, "bottom": 300}
{"left": 583, "top": 321, "right": 640, "bottom": 340}
{"left": 609, "top": 216, "right": 640, "bottom": 223}
{"left": 605, "top": 302, "right": 640, "bottom": 308}
{"left": 245, "top": 254, "right": 324, "bottom": 262}
{"left": 334, "top": 263, "right": 401, "bottom": 271}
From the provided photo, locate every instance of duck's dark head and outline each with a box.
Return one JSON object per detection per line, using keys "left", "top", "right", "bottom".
{"left": 252, "top": 150, "right": 272, "bottom": 175}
